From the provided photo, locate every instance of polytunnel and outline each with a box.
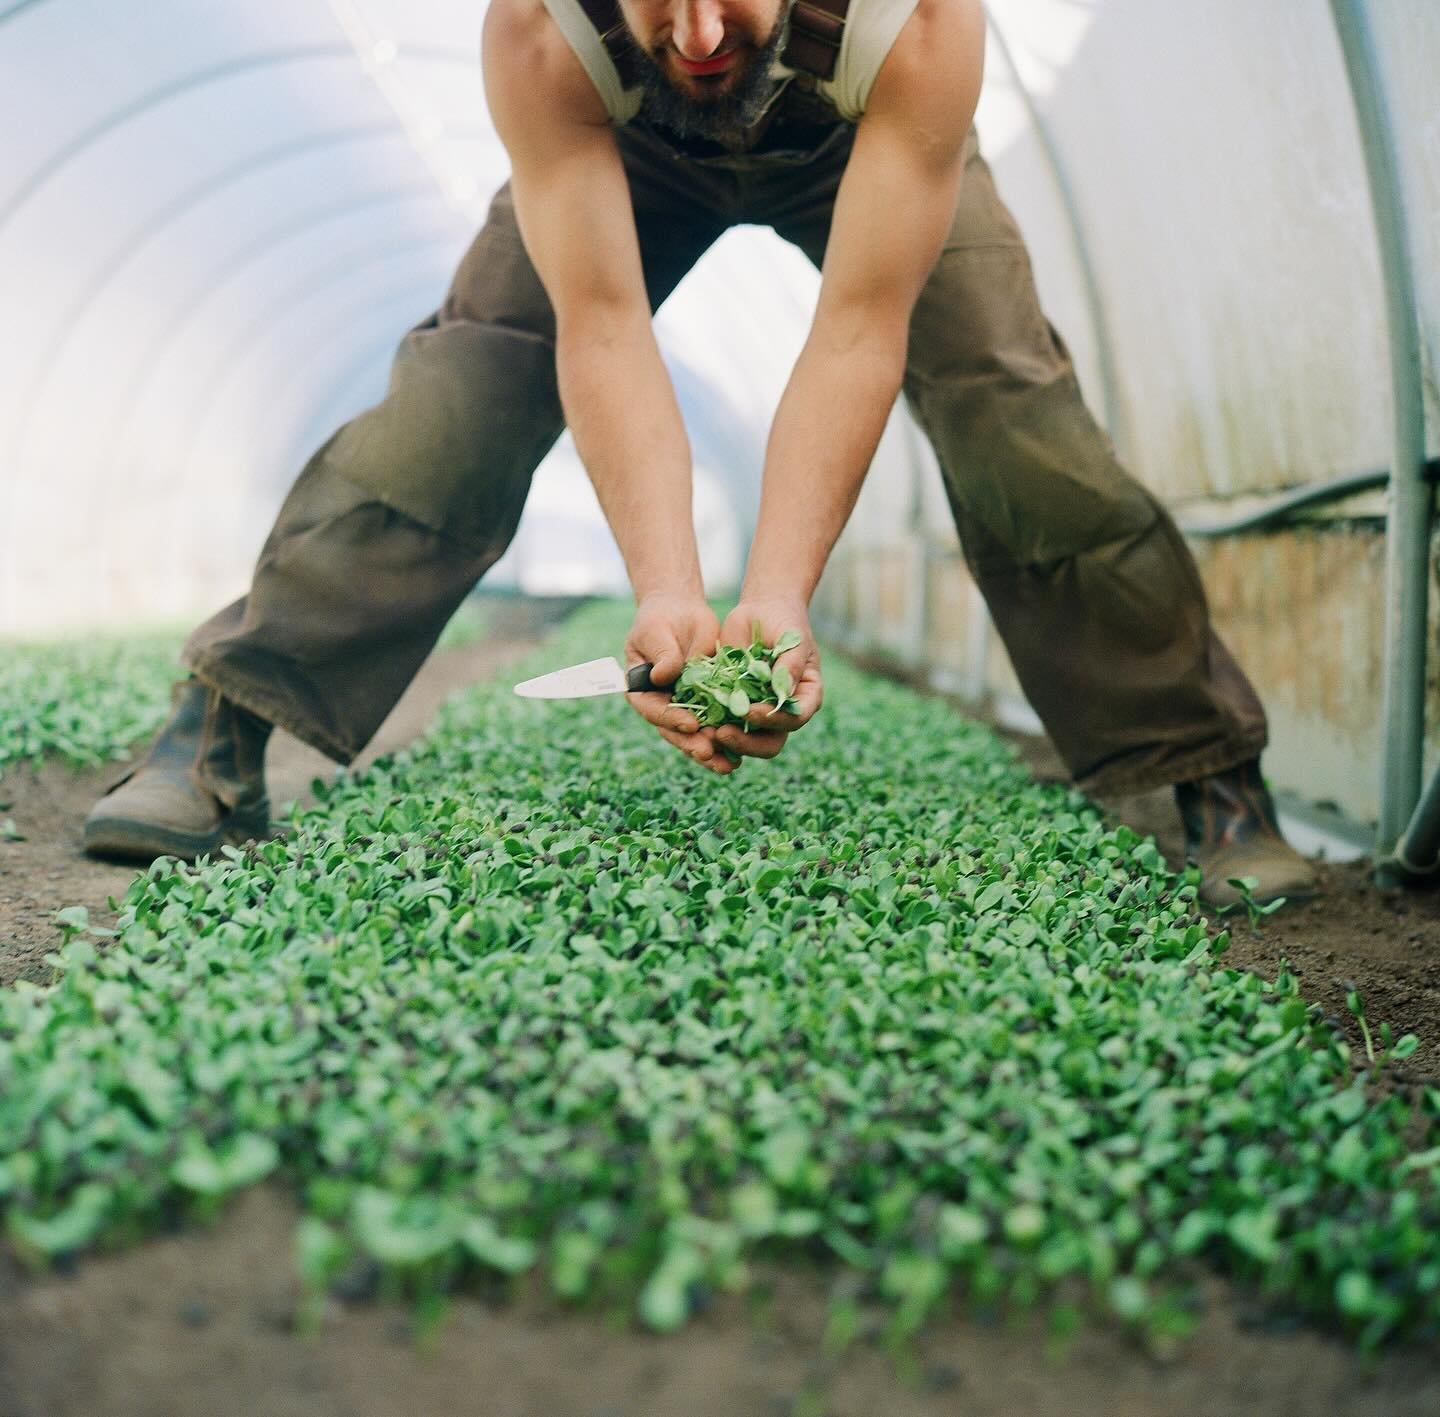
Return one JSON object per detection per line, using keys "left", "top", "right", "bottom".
{"left": 2, "top": 0, "right": 1439, "bottom": 863}
{"left": 12, "top": 5, "right": 1440, "bottom": 1403}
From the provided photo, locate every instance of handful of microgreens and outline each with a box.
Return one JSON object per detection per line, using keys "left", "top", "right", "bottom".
{"left": 671, "top": 626, "right": 803, "bottom": 729}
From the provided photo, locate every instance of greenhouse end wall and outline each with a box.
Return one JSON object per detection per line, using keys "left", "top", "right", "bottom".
{"left": 815, "top": 0, "right": 1440, "bottom": 832}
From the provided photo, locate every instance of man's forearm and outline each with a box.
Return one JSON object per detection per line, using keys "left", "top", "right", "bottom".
{"left": 556, "top": 307, "right": 703, "bottom": 600}
{"left": 742, "top": 319, "right": 908, "bottom": 603}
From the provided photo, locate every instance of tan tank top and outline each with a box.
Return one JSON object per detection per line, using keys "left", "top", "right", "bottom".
{"left": 540, "top": 0, "right": 920, "bottom": 125}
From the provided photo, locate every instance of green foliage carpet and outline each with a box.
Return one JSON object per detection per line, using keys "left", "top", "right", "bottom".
{"left": 0, "top": 602, "right": 491, "bottom": 783}
{"left": 0, "top": 632, "right": 184, "bottom": 781}
{"left": 1, "top": 603, "right": 1437, "bottom": 1345}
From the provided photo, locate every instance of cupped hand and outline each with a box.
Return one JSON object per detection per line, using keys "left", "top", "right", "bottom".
{"left": 623, "top": 593, "right": 737, "bottom": 775}
{"left": 714, "top": 598, "right": 824, "bottom": 762}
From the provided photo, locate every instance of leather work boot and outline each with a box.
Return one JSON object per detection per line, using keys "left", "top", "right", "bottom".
{"left": 84, "top": 679, "right": 272, "bottom": 862}
{"left": 1175, "top": 758, "right": 1318, "bottom": 910}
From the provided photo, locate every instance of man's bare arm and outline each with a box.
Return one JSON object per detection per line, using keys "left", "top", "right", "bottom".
{"left": 483, "top": 0, "right": 702, "bottom": 602}
{"left": 742, "top": 0, "right": 983, "bottom": 605}
{"left": 716, "top": 0, "right": 985, "bottom": 759}
{"left": 483, "top": 1, "right": 732, "bottom": 771}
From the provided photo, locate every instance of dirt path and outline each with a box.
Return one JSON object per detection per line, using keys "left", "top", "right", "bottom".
{"left": 0, "top": 629, "right": 541, "bottom": 987}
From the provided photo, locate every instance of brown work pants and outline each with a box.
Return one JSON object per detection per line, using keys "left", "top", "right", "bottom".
{"left": 185, "top": 126, "right": 1266, "bottom": 795}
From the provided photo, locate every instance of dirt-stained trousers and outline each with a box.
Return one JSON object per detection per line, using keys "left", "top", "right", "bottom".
{"left": 184, "top": 125, "right": 1267, "bottom": 797}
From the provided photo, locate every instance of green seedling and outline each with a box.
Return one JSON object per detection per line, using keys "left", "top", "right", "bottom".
{"left": 1, "top": 602, "right": 1437, "bottom": 1349}
{"left": 0, "top": 632, "right": 182, "bottom": 782}
{"left": 671, "top": 627, "right": 802, "bottom": 729}
{"left": 1219, "top": 874, "right": 1286, "bottom": 931}
{"left": 0, "top": 601, "right": 490, "bottom": 784}
{"left": 1344, "top": 982, "right": 1377, "bottom": 1066}
{"left": 1340, "top": 984, "right": 1419, "bottom": 1070}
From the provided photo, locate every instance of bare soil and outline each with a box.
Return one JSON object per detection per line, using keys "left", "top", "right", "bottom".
{"left": 3, "top": 638, "right": 1439, "bottom": 1416}
{"left": 2, "top": 1189, "right": 1439, "bottom": 1417}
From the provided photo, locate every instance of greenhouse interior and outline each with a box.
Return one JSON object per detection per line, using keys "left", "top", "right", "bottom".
{"left": 2, "top": 1, "right": 1440, "bottom": 1412}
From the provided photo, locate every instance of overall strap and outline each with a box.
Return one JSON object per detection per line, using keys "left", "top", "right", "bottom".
{"left": 574, "top": 0, "right": 853, "bottom": 84}
{"left": 575, "top": 0, "right": 645, "bottom": 86}
{"left": 783, "top": 0, "right": 851, "bottom": 81}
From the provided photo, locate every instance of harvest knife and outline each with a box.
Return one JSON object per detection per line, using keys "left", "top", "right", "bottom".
{"left": 513, "top": 657, "right": 657, "bottom": 699}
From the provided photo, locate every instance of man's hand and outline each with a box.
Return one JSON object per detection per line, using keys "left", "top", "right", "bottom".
{"left": 714, "top": 599, "right": 824, "bottom": 761}
{"left": 485, "top": 1, "right": 707, "bottom": 631}
{"left": 624, "top": 594, "right": 738, "bottom": 775}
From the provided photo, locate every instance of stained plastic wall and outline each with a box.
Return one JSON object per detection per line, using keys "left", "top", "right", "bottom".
{"left": 816, "top": 0, "right": 1440, "bottom": 828}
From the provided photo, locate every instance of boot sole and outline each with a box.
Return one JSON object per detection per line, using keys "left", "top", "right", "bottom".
{"left": 83, "top": 805, "right": 271, "bottom": 864}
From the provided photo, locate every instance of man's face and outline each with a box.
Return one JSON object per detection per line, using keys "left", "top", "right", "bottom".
{"left": 621, "top": 0, "right": 789, "bottom": 139}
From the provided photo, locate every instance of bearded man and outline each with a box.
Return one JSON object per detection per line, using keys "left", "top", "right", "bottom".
{"left": 83, "top": 0, "right": 1316, "bottom": 906}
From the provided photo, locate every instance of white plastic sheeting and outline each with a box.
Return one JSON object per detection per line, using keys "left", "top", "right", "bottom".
{"left": 848, "top": 0, "right": 1439, "bottom": 554}
{"left": 0, "top": 0, "right": 874, "bottom": 633}
{"left": 2, "top": 0, "right": 1438, "bottom": 637}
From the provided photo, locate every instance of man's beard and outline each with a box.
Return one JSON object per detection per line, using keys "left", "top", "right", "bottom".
{"left": 634, "top": 15, "right": 788, "bottom": 142}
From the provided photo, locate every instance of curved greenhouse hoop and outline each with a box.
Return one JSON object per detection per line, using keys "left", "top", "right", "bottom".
{"left": 16, "top": 125, "right": 489, "bottom": 490}
{"left": 177, "top": 241, "right": 457, "bottom": 474}
{"left": 983, "top": 5, "right": 1125, "bottom": 450}
{"left": 0, "top": 43, "right": 478, "bottom": 238}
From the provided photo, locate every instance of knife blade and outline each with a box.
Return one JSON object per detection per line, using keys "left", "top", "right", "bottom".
{"left": 513, "top": 657, "right": 658, "bottom": 700}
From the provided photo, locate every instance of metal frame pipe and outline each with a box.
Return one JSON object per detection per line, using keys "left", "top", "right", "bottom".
{"left": 1178, "top": 468, "right": 1394, "bottom": 538}
{"left": 1328, "top": 0, "right": 1430, "bottom": 868}
{"left": 1395, "top": 772, "right": 1440, "bottom": 876}
{"left": 8, "top": 125, "right": 403, "bottom": 473}
{"left": 0, "top": 0, "right": 43, "bottom": 25}
{"left": 0, "top": 185, "right": 444, "bottom": 621}
{"left": 0, "top": 44, "right": 476, "bottom": 237}
{"left": 178, "top": 248, "right": 453, "bottom": 470}
{"left": 983, "top": 5, "right": 1125, "bottom": 449}
{"left": 900, "top": 410, "right": 933, "bottom": 671}
{"left": 154, "top": 289, "right": 442, "bottom": 611}
{"left": 111, "top": 186, "right": 445, "bottom": 458}
{"left": 95, "top": 238, "right": 455, "bottom": 609}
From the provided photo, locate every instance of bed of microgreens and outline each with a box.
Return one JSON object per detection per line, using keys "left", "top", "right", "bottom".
{"left": 1, "top": 602, "right": 1437, "bottom": 1349}
{"left": 0, "top": 603, "right": 490, "bottom": 788}
{"left": 0, "top": 632, "right": 184, "bottom": 784}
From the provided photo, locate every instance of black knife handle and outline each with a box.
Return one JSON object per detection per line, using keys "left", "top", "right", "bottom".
{"left": 626, "top": 662, "right": 658, "bottom": 693}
